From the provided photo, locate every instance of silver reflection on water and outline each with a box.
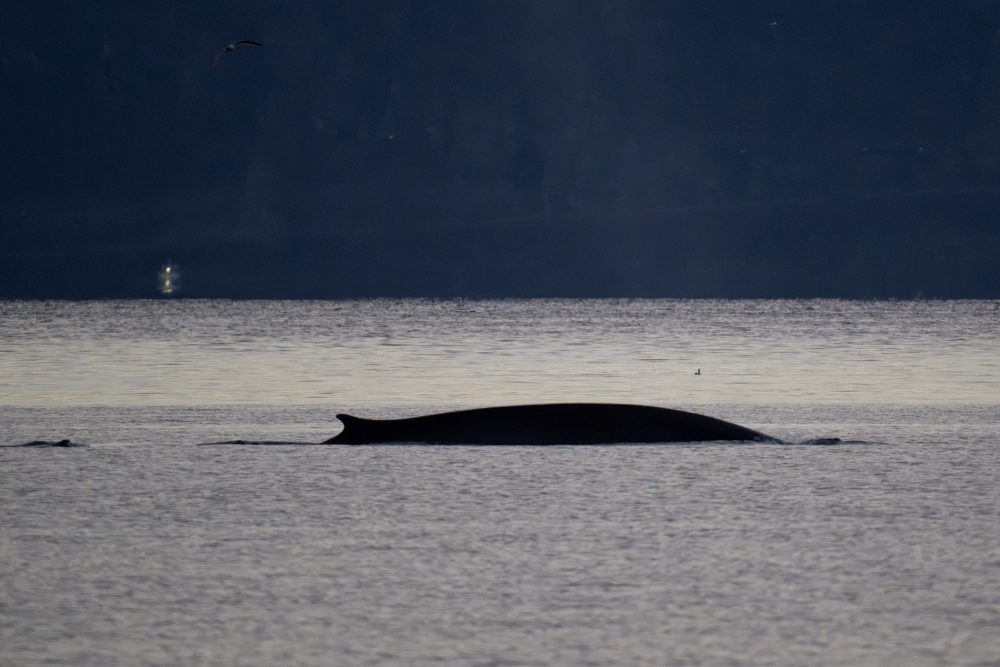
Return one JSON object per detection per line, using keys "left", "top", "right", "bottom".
{"left": 0, "top": 299, "right": 997, "bottom": 407}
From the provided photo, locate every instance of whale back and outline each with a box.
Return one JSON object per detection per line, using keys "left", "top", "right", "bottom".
{"left": 324, "top": 403, "right": 774, "bottom": 445}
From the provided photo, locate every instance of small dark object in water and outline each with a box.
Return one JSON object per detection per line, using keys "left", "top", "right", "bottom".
{"left": 799, "top": 437, "right": 844, "bottom": 446}
{"left": 10, "top": 439, "right": 81, "bottom": 448}
{"left": 324, "top": 403, "right": 776, "bottom": 445}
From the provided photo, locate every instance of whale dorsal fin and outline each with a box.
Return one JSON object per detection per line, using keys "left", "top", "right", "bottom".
{"left": 336, "top": 414, "right": 364, "bottom": 428}
{"left": 324, "top": 413, "right": 375, "bottom": 444}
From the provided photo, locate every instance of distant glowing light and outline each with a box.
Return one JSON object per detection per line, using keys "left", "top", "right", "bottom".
{"left": 157, "top": 261, "right": 181, "bottom": 296}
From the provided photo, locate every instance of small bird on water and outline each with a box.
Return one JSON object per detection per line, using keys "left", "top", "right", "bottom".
{"left": 213, "top": 39, "right": 264, "bottom": 67}
{"left": 695, "top": 368, "right": 702, "bottom": 375}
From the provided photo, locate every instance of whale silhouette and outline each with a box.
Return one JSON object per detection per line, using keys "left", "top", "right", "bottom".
{"left": 324, "top": 403, "right": 776, "bottom": 445}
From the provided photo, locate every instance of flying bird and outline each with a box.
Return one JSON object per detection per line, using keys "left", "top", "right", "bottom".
{"left": 213, "top": 39, "right": 264, "bottom": 67}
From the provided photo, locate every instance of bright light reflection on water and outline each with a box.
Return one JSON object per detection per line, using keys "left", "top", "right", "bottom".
{"left": 0, "top": 299, "right": 997, "bottom": 407}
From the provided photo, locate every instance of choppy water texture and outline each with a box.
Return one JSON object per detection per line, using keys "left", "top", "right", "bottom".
{"left": 1, "top": 299, "right": 999, "bottom": 666}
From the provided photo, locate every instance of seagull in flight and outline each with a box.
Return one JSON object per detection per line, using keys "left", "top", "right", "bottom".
{"left": 213, "top": 39, "right": 264, "bottom": 67}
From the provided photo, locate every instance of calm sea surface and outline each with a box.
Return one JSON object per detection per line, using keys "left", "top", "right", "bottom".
{"left": 1, "top": 299, "right": 998, "bottom": 665}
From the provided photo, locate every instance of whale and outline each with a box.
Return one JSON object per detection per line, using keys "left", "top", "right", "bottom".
{"left": 323, "top": 403, "right": 777, "bottom": 445}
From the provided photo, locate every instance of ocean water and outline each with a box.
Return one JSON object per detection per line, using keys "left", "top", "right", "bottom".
{"left": 1, "top": 299, "right": 998, "bottom": 665}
